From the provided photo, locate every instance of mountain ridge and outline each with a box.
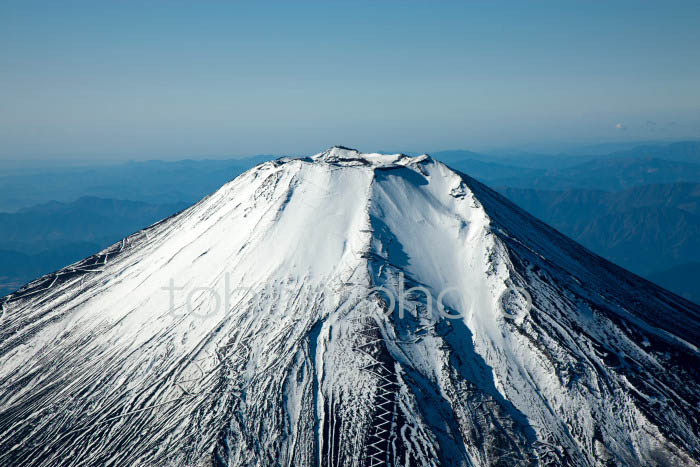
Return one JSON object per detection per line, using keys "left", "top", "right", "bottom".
{"left": 1, "top": 146, "right": 699, "bottom": 466}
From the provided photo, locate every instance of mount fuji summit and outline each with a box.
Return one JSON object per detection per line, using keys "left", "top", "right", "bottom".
{"left": 1, "top": 146, "right": 699, "bottom": 466}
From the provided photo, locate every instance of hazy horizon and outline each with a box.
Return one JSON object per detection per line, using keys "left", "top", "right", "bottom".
{"left": 2, "top": 0, "right": 699, "bottom": 161}
{"left": 1, "top": 138, "right": 699, "bottom": 168}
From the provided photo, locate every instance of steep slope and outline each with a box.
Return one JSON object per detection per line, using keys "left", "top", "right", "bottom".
{"left": 0, "top": 147, "right": 699, "bottom": 466}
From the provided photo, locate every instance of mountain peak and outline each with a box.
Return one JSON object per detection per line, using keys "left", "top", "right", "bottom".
{"left": 1, "top": 147, "right": 699, "bottom": 466}
{"left": 313, "top": 145, "right": 431, "bottom": 167}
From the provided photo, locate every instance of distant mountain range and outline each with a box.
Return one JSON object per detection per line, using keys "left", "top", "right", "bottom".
{"left": 0, "top": 197, "right": 188, "bottom": 295}
{"left": 0, "top": 156, "right": 272, "bottom": 212}
{"left": 497, "top": 184, "right": 700, "bottom": 302}
{"left": 440, "top": 141, "right": 700, "bottom": 190}
{"left": 435, "top": 140, "right": 700, "bottom": 169}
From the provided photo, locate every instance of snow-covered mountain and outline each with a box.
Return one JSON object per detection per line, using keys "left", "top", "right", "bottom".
{"left": 1, "top": 146, "right": 699, "bottom": 466}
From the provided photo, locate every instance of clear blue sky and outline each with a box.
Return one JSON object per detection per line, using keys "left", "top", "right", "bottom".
{"left": 1, "top": 0, "right": 699, "bottom": 159}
